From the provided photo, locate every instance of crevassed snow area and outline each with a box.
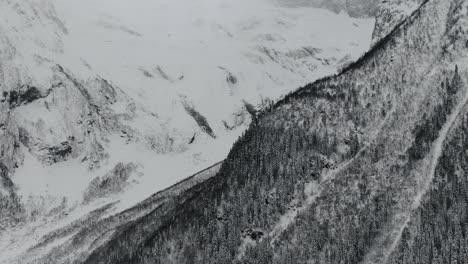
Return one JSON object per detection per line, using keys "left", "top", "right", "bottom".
{"left": 53, "top": 0, "right": 374, "bottom": 121}
{"left": 9, "top": 0, "right": 374, "bottom": 204}
{"left": 7, "top": 0, "right": 374, "bottom": 220}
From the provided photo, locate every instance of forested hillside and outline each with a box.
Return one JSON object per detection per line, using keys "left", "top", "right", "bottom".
{"left": 8, "top": 0, "right": 468, "bottom": 263}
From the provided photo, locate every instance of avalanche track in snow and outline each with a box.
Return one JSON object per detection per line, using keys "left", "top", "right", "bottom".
{"left": 365, "top": 71, "right": 468, "bottom": 264}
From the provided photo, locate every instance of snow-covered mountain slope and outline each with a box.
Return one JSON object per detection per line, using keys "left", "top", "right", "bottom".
{"left": 273, "top": 0, "right": 381, "bottom": 18}
{"left": 2, "top": 0, "right": 374, "bottom": 200}
{"left": 273, "top": 0, "right": 425, "bottom": 45}
{"left": 0, "top": 0, "right": 376, "bottom": 261}
{"left": 49, "top": 0, "right": 468, "bottom": 263}
{"left": 371, "top": 0, "right": 423, "bottom": 44}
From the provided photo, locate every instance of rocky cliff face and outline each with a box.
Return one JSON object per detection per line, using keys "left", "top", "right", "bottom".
{"left": 19, "top": 0, "right": 465, "bottom": 263}
{"left": 0, "top": 0, "right": 68, "bottom": 229}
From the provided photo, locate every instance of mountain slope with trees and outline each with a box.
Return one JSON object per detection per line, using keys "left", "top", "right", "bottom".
{"left": 372, "top": 0, "right": 423, "bottom": 44}
{"left": 32, "top": 0, "right": 466, "bottom": 263}
{"left": 4, "top": 0, "right": 468, "bottom": 263}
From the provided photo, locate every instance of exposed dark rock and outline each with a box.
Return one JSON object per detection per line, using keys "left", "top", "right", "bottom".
{"left": 156, "top": 66, "right": 171, "bottom": 81}
{"left": 222, "top": 120, "right": 234, "bottom": 130}
{"left": 1, "top": 91, "right": 7, "bottom": 103}
{"left": 83, "top": 163, "right": 137, "bottom": 204}
{"left": 0, "top": 163, "right": 13, "bottom": 189}
{"left": 226, "top": 72, "right": 238, "bottom": 85}
{"left": 6, "top": 85, "right": 52, "bottom": 109}
{"left": 50, "top": 143, "right": 72, "bottom": 159}
{"left": 188, "top": 133, "right": 196, "bottom": 144}
{"left": 218, "top": 66, "right": 238, "bottom": 85}
{"left": 40, "top": 138, "right": 75, "bottom": 164}
{"left": 182, "top": 102, "right": 216, "bottom": 139}
{"left": 139, "top": 68, "right": 154, "bottom": 78}
{"left": 302, "top": 46, "right": 323, "bottom": 57}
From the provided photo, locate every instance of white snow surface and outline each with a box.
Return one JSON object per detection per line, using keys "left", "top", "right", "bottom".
{"left": 6, "top": 0, "right": 374, "bottom": 204}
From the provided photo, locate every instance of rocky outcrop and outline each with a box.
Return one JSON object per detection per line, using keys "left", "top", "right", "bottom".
{"left": 83, "top": 163, "right": 137, "bottom": 204}
{"left": 182, "top": 101, "right": 217, "bottom": 139}
{"left": 6, "top": 85, "right": 51, "bottom": 109}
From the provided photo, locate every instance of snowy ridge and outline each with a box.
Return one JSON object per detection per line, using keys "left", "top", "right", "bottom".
{"left": 371, "top": 0, "right": 423, "bottom": 44}
{"left": 271, "top": 0, "right": 380, "bottom": 18}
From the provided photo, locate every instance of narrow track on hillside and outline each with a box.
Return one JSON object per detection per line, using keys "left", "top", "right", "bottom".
{"left": 381, "top": 78, "right": 468, "bottom": 264}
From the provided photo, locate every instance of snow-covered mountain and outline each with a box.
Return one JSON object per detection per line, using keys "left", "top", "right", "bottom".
{"left": 371, "top": 0, "right": 423, "bottom": 44}
{"left": 0, "top": 0, "right": 377, "bottom": 261}
{"left": 273, "top": 0, "right": 425, "bottom": 45}
{"left": 273, "top": 0, "right": 381, "bottom": 18}
{"left": 54, "top": 0, "right": 468, "bottom": 263}
{"left": 4, "top": 0, "right": 467, "bottom": 262}
{"left": 2, "top": 0, "right": 374, "bottom": 197}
